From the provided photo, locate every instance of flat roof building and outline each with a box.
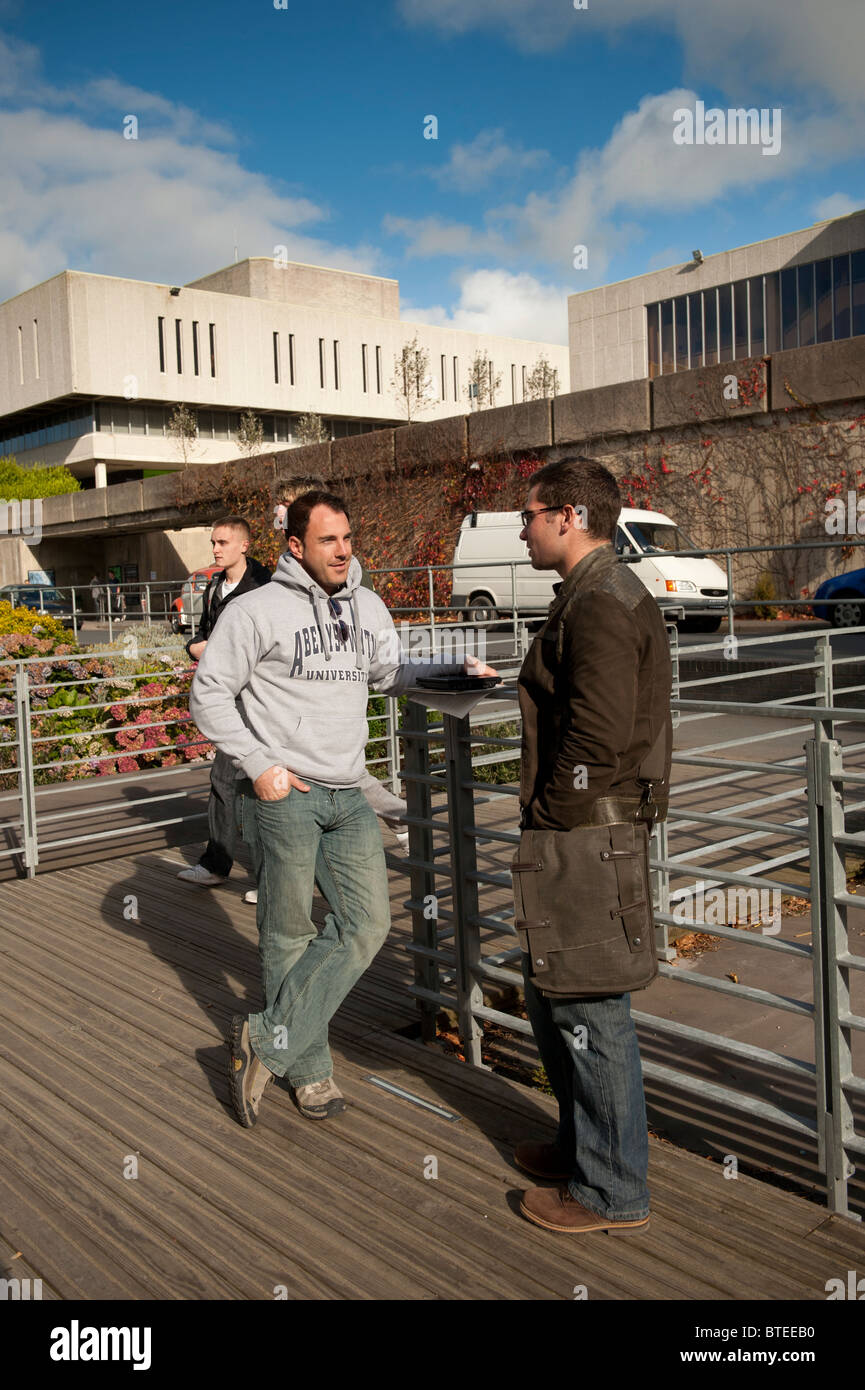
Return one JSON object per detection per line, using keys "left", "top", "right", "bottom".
{"left": 568, "top": 209, "right": 865, "bottom": 390}
{"left": 0, "top": 257, "right": 569, "bottom": 485}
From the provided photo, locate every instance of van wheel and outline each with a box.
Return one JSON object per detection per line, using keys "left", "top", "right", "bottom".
{"left": 467, "top": 595, "right": 497, "bottom": 625}
{"left": 170, "top": 613, "right": 181, "bottom": 633}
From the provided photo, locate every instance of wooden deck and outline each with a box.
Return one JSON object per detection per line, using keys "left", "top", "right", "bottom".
{"left": 1, "top": 842, "right": 865, "bottom": 1301}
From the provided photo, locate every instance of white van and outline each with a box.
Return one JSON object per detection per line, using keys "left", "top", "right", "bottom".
{"left": 450, "top": 508, "right": 729, "bottom": 631}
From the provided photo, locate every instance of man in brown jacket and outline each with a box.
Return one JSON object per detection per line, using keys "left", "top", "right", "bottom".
{"left": 513, "top": 456, "right": 672, "bottom": 1235}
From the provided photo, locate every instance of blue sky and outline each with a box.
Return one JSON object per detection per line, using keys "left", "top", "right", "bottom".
{"left": 0, "top": 0, "right": 862, "bottom": 343}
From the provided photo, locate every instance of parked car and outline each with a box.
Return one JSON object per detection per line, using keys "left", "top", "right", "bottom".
{"left": 812, "top": 567, "right": 865, "bottom": 627}
{"left": 0, "top": 584, "right": 75, "bottom": 625}
{"left": 169, "top": 566, "right": 221, "bottom": 633}
{"left": 450, "top": 508, "right": 729, "bottom": 630}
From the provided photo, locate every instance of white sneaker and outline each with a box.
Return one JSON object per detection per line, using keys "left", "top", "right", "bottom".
{"left": 177, "top": 864, "right": 228, "bottom": 886}
{"left": 243, "top": 888, "right": 258, "bottom": 904}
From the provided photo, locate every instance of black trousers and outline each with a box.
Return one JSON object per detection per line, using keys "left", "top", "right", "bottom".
{"left": 199, "top": 749, "right": 238, "bottom": 877}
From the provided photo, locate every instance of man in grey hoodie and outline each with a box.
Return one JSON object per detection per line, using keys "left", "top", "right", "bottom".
{"left": 190, "top": 490, "right": 496, "bottom": 1126}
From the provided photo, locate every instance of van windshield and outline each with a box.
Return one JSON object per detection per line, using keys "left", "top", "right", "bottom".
{"left": 624, "top": 522, "right": 701, "bottom": 556}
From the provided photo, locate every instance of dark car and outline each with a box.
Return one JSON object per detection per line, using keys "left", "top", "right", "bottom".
{"left": 813, "top": 568, "right": 865, "bottom": 627}
{"left": 0, "top": 584, "right": 75, "bottom": 625}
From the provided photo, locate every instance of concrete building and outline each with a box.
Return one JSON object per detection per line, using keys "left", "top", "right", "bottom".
{"left": 0, "top": 257, "right": 569, "bottom": 485}
{"left": 568, "top": 209, "right": 865, "bottom": 390}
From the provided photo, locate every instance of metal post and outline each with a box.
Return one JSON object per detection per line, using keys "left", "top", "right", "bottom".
{"left": 13, "top": 663, "right": 38, "bottom": 877}
{"left": 427, "top": 567, "right": 436, "bottom": 659}
{"left": 443, "top": 710, "right": 486, "bottom": 1068}
{"left": 814, "top": 633, "right": 834, "bottom": 742}
{"left": 807, "top": 725, "right": 859, "bottom": 1217}
{"left": 510, "top": 562, "right": 518, "bottom": 653}
{"left": 725, "top": 552, "right": 735, "bottom": 636}
{"left": 403, "top": 700, "right": 439, "bottom": 1042}
{"left": 106, "top": 583, "right": 113, "bottom": 642}
{"left": 71, "top": 586, "right": 78, "bottom": 643}
{"left": 651, "top": 819, "right": 676, "bottom": 962}
{"left": 144, "top": 583, "right": 151, "bottom": 624}
{"left": 386, "top": 694, "right": 400, "bottom": 795}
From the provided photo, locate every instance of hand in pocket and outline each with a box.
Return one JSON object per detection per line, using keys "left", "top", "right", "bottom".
{"left": 253, "top": 765, "right": 311, "bottom": 801}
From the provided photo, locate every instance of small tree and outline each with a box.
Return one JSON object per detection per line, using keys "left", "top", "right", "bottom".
{"left": 390, "top": 335, "right": 434, "bottom": 424}
{"left": 294, "top": 412, "right": 330, "bottom": 445}
{"left": 465, "top": 351, "right": 502, "bottom": 411}
{"left": 525, "top": 354, "right": 560, "bottom": 401}
{"left": 236, "top": 410, "right": 264, "bottom": 458}
{"left": 167, "top": 404, "right": 200, "bottom": 466}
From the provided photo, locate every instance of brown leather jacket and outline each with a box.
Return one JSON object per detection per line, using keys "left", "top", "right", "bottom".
{"left": 518, "top": 543, "right": 672, "bottom": 831}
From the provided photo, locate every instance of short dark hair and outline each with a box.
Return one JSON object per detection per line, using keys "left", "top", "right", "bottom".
{"left": 283, "top": 490, "right": 350, "bottom": 544}
{"left": 528, "top": 456, "right": 621, "bottom": 543}
{"left": 274, "top": 475, "right": 326, "bottom": 506}
{"left": 212, "top": 515, "right": 251, "bottom": 541}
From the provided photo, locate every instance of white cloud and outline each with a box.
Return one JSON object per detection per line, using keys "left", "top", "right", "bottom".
{"left": 382, "top": 213, "right": 508, "bottom": 260}
{"left": 429, "top": 128, "right": 547, "bottom": 192}
{"left": 813, "top": 192, "right": 864, "bottom": 221}
{"left": 403, "top": 268, "right": 569, "bottom": 342}
{"left": 388, "top": 88, "right": 862, "bottom": 283}
{"left": 0, "top": 35, "right": 380, "bottom": 300}
{"left": 396, "top": 0, "right": 865, "bottom": 104}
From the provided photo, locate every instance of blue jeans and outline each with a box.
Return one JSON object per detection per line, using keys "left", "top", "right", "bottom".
{"left": 237, "top": 782, "right": 391, "bottom": 1086}
{"left": 522, "top": 957, "right": 650, "bottom": 1221}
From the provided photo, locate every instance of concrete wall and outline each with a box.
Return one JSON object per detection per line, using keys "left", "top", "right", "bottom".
{"left": 188, "top": 257, "right": 401, "bottom": 320}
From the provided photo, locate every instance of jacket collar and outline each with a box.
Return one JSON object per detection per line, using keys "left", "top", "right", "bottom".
{"left": 550, "top": 543, "right": 616, "bottom": 611}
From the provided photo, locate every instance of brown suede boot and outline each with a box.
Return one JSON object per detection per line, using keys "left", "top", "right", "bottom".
{"left": 520, "top": 1185, "right": 650, "bottom": 1234}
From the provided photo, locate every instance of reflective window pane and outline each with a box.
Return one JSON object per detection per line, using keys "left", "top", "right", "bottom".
{"left": 852, "top": 250, "right": 865, "bottom": 337}
{"left": 718, "top": 283, "right": 733, "bottom": 361}
{"left": 674, "top": 296, "right": 688, "bottom": 370}
{"left": 647, "top": 303, "right": 660, "bottom": 378}
{"left": 703, "top": 288, "right": 718, "bottom": 365}
{"left": 660, "top": 299, "right": 673, "bottom": 372}
{"left": 129, "top": 407, "right": 146, "bottom": 436}
{"left": 688, "top": 293, "right": 703, "bottom": 367}
{"left": 749, "top": 277, "right": 765, "bottom": 354}
{"left": 815, "top": 259, "right": 833, "bottom": 342}
{"left": 798, "top": 264, "right": 815, "bottom": 346}
{"left": 781, "top": 267, "right": 798, "bottom": 348}
{"left": 833, "top": 255, "right": 850, "bottom": 339}
{"left": 733, "top": 279, "right": 748, "bottom": 358}
{"left": 765, "top": 272, "right": 781, "bottom": 352}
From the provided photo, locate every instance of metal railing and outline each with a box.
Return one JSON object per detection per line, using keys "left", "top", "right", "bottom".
{"left": 0, "top": 643, "right": 417, "bottom": 874}
{"left": 393, "top": 622, "right": 865, "bottom": 1218}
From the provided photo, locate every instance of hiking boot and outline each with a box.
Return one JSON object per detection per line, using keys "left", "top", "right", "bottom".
{"left": 293, "top": 1077, "right": 346, "bottom": 1120}
{"left": 243, "top": 888, "right": 258, "bottom": 904}
{"left": 228, "top": 1015, "right": 274, "bottom": 1128}
{"left": 513, "top": 1140, "right": 575, "bottom": 1182}
{"left": 519, "top": 1185, "right": 650, "bottom": 1235}
{"left": 178, "top": 863, "right": 228, "bottom": 886}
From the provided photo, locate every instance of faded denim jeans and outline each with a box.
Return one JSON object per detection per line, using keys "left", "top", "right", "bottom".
{"left": 522, "top": 958, "right": 651, "bottom": 1221}
{"left": 237, "top": 781, "right": 391, "bottom": 1086}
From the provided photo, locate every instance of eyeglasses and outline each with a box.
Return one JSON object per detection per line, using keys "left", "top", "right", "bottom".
{"left": 328, "top": 596, "right": 350, "bottom": 643}
{"left": 520, "top": 506, "right": 563, "bottom": 528}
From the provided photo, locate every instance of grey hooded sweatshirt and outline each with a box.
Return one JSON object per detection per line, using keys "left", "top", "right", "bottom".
{"left": 189, "top": 551, "right": 460, "bottom": 787}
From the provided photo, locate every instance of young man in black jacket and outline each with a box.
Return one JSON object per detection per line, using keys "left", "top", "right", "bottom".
{"left": 178, "top": 516, "right": 271, "bottom": 886}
